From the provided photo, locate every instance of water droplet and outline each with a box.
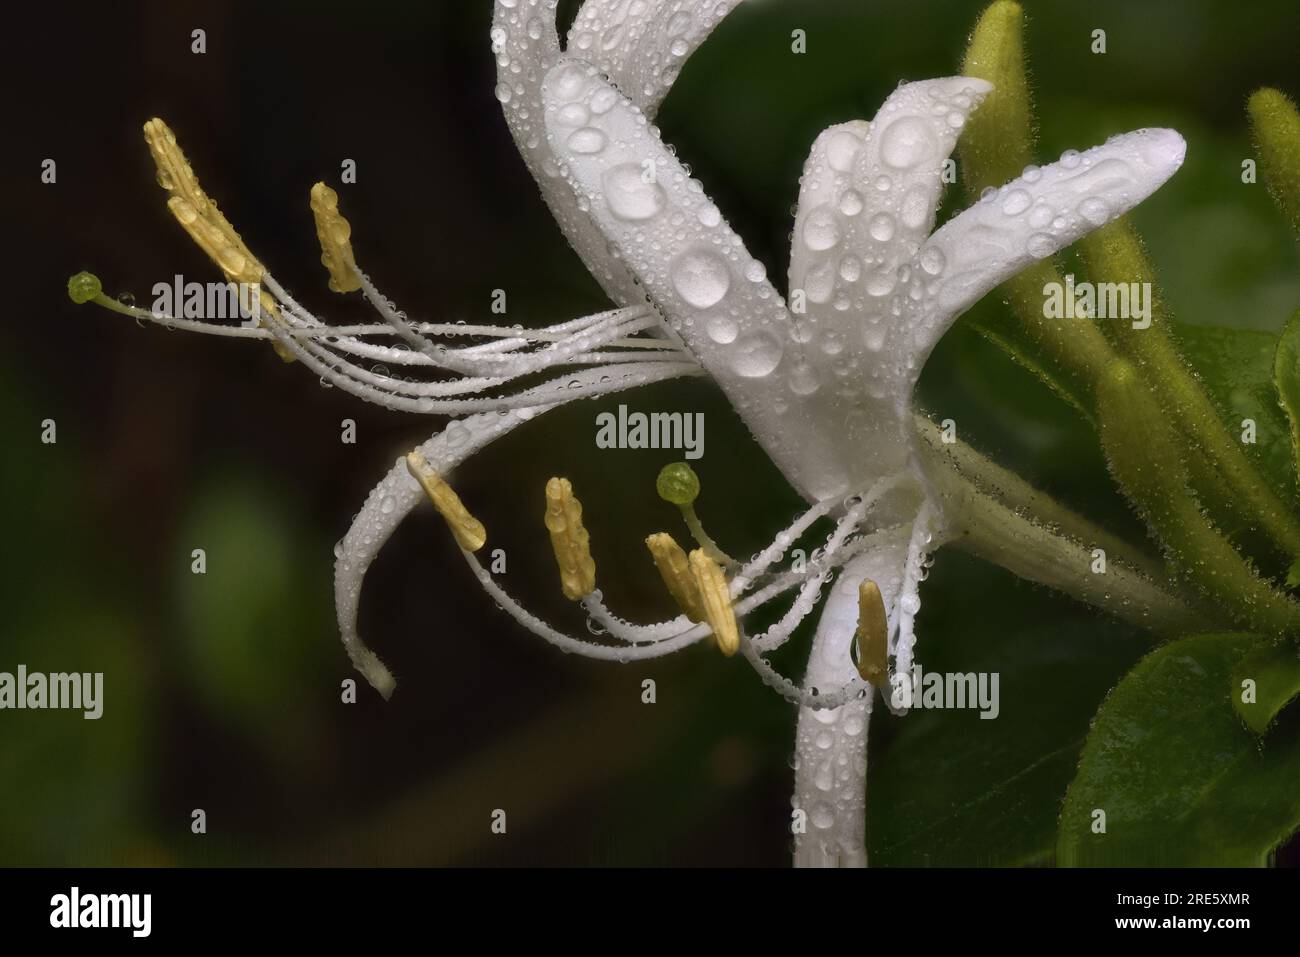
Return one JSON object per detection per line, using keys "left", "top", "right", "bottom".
{"left": 825, "top": 130, "right": 863, "bottom": 172}
{"left": 1001, "top": 188, "right": 1032, "bottom": 216}
{"left": 705, "top": 315, "right": 738, "bottom": 344}
{"left": 788, "top": 362, "right": 820, "bottom": 396}
{"left": 837, "top": 189, "right": 864, "bottom": 216}
{"left": 671, "top": 248, "right": 731, "bottom": 308}
{"left": 1078, "top": 196, "right": 1109, "bottom": 225}
{"left": 556, "top": 102, "right": 590, "bottom": 127}
{"left": 602, "top": 163, "right": 666, "bottom": 221}
{"left": 1059, "top": 148, "right": 1081, "bottom": 169}
{"left": 879, "top": 116, "right": 938, "bottom": 168}
{"left": 566, "top": 127, "right": 607, "bottom": 154}
{"left": 1026, "top": 232, "right": 1056, "bottom": 259}
{"left": 802, "top": 205, "right": 842, "bottom": 251}
{"left": 731, "top": 331, "right": 783, "bottom": 378}
{"left": 918, "top": 245, "right": 946, "bottom": 275}
{"left": 868, "top": 212, "right": 896, "bottom": 242}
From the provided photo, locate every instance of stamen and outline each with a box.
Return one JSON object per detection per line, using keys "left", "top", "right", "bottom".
{"left": 853, "top": 579, "right": 889, "bottom": 687}
{"left": 645, "top": 532, "right": 705, "bottom": 622}
{"left": 545, "top": 477, "right": 596, "bottom": 600}
{"left": 689, "top": 549, "right": 739, "bottom": 656}
{"left": 310, "top": 183, "right": 362, "bottom": 293}
{"left": 142, "top": 117, "right": 294, "bottom": 362}
{"left": 656, "top": 462, "right": 735, "bottom": 566}
{"left": 405, "top": 451, "right": 487, "bottom": 551}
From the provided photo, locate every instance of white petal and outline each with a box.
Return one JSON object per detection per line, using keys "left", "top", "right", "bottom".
{"left": 792, "top": 536, "right": 908, "bottom": 868}
{"left": 333, "top": 362, "right": 696, "bottom": 696}
{"left": 492, "top": 1, "right": 644, "bottom": 305}
{"left": 567, "top": 0, "right": 746, "bottom": 118}
{"left": 788, "top": 80, "right": 990, "bottom": 351}
{"left": 542, "top": 58, "right": 859, "bottom": 501}
{"left": 788, "top": 119, "right": 871, "bottom": 328}
{"left": 917, "top": 128, "right": 1187, "bottom": 353}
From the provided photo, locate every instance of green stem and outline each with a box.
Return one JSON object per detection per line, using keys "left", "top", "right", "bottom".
{"left": 1098, "top": 361, "right": 1300, "bottom": 635}
{"left": 915, "top": 415, "right": 1164, "bottom": 580}
{"left": 1080, "top": 220, "right": 1300, "bottom": 559}
{"left": 941, "top": 472, "right": 1206, "bottom": 637}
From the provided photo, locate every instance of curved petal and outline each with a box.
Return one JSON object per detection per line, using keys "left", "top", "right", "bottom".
{"left": 567, "top": 0, "right": 746, "bottom": 117}
{"left": 792, "top": 533, "right": 909, "bottom": 868}
{"left": 788, "top": 79, "right": 990, "bottom": 349}
{"left": 915, "top": 128, "right": 1187, "bottom": 357}
{"left": 542, "top": 58, "right": 860, "bottom": 502}
{"left": 492, "top": 0, "right": 644, "bottom": 305}
{"left": 334, "top": 362, "right": 697, "bottom": 697}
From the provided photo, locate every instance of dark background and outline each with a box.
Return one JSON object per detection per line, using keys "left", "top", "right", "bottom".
{"left": 3, "top": 0, "right": 1298, "bottom": 865}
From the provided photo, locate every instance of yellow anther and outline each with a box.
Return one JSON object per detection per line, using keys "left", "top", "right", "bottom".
{"left": 144, "top": 118, "right": 294, "bottom": 363}
{"left": 405, "top": 451, "right": 487, "bottom": 552}
{"left": 645, "top": 532, "right": 705, "bottom": 622}
{"left": 544, "top": 477, "right": 596, "bottom": 600}
{"left": 145, "top": 118, "right": 263, "bottom": 284}
{"left": 688, "top": 549, "right": 739, "bottom": 656}
{"left": 309, "top": 183, "right": 362, "bottom": 293}
{"left": 854, "top": 579, "right": 889, "bottom": 687}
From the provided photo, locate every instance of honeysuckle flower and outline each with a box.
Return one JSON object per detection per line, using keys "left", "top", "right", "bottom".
{"left": 73, "top": 0, "right": 1189, "bottom": 867}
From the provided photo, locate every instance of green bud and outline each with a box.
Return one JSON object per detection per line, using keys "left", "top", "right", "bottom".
{"left": 656, "top": 462, "right": 700, "bottom": 506}
{"left": 67, "top": 271, "right": 102, "bottom": 305}
{"left": 960, "top": 1, "right": 1034, "bottom": 194}
{"left": 1248, "top": 87, "right": 1300, "bottom": 236}
{"left": 1098, "top": 361, "right": 1300, "bottom": 635}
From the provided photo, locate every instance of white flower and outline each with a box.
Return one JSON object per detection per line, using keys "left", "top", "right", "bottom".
{"left": 83, "top": 0, "right": 1187, "bottom": 867}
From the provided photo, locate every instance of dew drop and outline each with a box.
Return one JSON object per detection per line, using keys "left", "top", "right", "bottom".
{"left": 879, "top": 116, "right": 938, "bottom": 169}
{"left": 802, "top": 205, "right": 842, "bottom": 251}
{"left": 566, "top": 127, "right": 607, "bottom": 154}
{"left": 602, "top": 163, "right": 666, "bottom": 221}
{"left": 730, "top": 331, "right": 783, "bottom": 378}
{"left": 1001, "top": 188, "right": 1032, "bottom": 216}
{"left": 671, "top": 248, "right": 731, "bottom": 308}
{"left": 705, "top": 315, "right": 738, "bottom": 344}
{"left": 868, "top": 212, "right": 896, "bottom": 242}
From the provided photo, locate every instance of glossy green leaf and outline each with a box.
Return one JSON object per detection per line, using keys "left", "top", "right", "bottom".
{"left": 1059, "top": 632, "right": 1300, "bottom": 866}
{"left": 1175, "top": 322, "right": 1299, "bottom": 506}
{"left": 867, "top": 553, "right": 1151, "bottom": 866}
{"left": 1232, "top": 640, "right": 1300, "bottom": 733}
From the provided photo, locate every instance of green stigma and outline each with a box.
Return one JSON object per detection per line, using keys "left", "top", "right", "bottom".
{"left": 67, "top": 271, "right": 103, "bottom": 305}
{"left": 656, "top": 462, "right": 700, "bottom": 506}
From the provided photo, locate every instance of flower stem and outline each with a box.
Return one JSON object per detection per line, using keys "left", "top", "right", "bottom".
{"left": 1080, "top": 220, "right": 1300, "bottom": 560}
{"left": 1097, "top": 361, "right": 1300, "bottom": 635}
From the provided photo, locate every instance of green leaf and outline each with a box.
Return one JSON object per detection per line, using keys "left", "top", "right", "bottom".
{"left": 1275, "top": 308, "right": 1300, "bottom": 486}
{"left": 1232, "top": 640, "right": 1300, "bottom": 733}
{"left": 1175, "top": 321, "right": 1300, "bottom": 506}
{"left": 1288, "top": 557, "right": 1300, "bottom": 589}
{"left": 1059, "top": 632, "right": 1300, "bottom": 866}
{"left": 867, "top": 553, "right": 1151, "bottom": 866}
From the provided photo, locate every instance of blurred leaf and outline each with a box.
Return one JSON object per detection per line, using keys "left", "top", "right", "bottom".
{"left": 1232, "top": 640, "right": 1300, "bottom": 734}
{"left": 1275, "top": 308, "right": 1300, "bottom": 486}
{"left": 1173, "top": 322, "right": 1299, "bottom": 506}
{"left": 867, "top": 553, "right": 1150, "bottom": 866}
{"left": 174, "top": 475, "right": 334, "bottom": 743}
{"left": 1059, "top": 632, "right": 1300, "bottom": 866}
